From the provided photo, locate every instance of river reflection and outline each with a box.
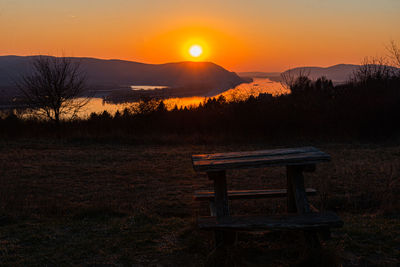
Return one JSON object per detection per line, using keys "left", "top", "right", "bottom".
{"left": 77, "top": 78, "right": 287, "bottom": 118}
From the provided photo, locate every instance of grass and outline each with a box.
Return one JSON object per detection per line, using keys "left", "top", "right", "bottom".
{"left": 0, "top": 139, "right": 399, "bottom": 266}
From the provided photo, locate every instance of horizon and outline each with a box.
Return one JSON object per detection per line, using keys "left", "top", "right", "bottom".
{"left": 0, "top": 54, "right": 364, "bottom": 73}
{"left": 1, "top": 0, "right": 399, "bottom": 72}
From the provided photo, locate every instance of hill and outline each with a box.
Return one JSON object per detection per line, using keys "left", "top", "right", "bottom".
{"left": 281, "top": 64, "right": 361, "bottom": 83}
{"left": 240, "top": 64, "right": 375, "bottom": 84}
{"left": 0, "top": 55, "right": 249, "bottom": 97}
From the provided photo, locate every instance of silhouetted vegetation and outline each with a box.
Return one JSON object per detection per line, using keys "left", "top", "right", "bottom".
{"left": 16, "top": 56, "right": 90, "bottom": 124}
{"left": 2, "top": 60, "right": 400, "bottom": 142}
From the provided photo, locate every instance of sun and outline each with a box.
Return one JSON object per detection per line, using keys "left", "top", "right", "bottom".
{"left": 189, "top": 44, "right": 203, "bottom": 58}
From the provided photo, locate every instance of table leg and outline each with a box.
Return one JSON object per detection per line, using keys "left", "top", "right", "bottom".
{"left": 208, "top": 171, "right": 230, "bottom": 219}
{"left": 207, "top": 171, "right": 236, "bottom": 248}
{"left": 287, "top": 168, "right": 297, "bottom": 213}
{"left": 287, "top": 165, "right": 310, "bottom": 213}
{"left": 286, "top": 165, "right": 320, "bottom": 249}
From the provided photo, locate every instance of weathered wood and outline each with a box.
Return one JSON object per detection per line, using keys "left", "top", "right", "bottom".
{"left": 198, "top": 212, "right": 343, "bottom": 231}
{"left": 207, "top": 171, "right": 230, "bottom": 221}
{"left": 287, "top": 171, "right": 297, "bottom": 213}
{"left": 207, "top": 171, "right": 235, "bottom": 247}
{"left": 194, "top": 188, "right": 317, "bottom": 201}
{"left": 209, "top": 200, "right": 217, "bottom": 216}
{"left": 287, "top": 165, "right": 321, "bottom": 248}
{"left": 191, "top": 147, "right": 338, "bottom": 252}
{"left": 287, "top": 165, "right": 310, "bottom": 214}
{"left": 192, "top": 147, "right": 330, "bottom": 172}
{"left": 193, "top": 147, "right": 320, "bottom": 161}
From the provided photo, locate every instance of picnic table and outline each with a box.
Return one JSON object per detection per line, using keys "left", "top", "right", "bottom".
{"left": 191, "top": 146, "right": 343, "bottom": 250}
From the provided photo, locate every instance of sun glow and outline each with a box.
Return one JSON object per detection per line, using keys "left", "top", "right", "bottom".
{"left": 182, "top": 38, "right": 209, "bottom": 61}
{"left": 189, "top": 45, "right": 203, "bottom": 57}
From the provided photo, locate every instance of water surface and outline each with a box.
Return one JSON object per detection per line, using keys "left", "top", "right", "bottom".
{"left": 77, "top": 78, "right": 287, "bottom": 118}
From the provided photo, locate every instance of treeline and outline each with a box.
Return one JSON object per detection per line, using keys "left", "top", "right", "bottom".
{"left": 1, "top": 62, "right": 400, "bottom": 141}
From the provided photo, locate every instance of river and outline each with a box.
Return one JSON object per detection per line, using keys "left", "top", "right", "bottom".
{"left": 8, "top": 78, "right": 287, "bottom": 119}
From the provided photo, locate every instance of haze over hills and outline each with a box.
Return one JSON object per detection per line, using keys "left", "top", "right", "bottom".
{"left": 239, "top": 64, "right": 377, "bottom": 84}
{"left": 0, "top": 55, "right": 248, "bottom": 97}
{"left": 2, "top": 56, "right": 398, "bottom": 101}
{"left": 281, "top": 64, "right": 361, "bottom": 84}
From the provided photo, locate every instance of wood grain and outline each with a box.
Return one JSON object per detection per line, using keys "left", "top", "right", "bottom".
{"left": 192, "top": 147, "right": 330, "bottom": 172}
{"left": 194, "top": 188, "right": 317, "bottom": 201}
{"left": 207, "top": 171, "right": 230, "bottom": 221}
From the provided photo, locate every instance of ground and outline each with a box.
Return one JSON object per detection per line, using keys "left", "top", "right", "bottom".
{"left": 0, "top": 139, "right": 399, "bottom": 266}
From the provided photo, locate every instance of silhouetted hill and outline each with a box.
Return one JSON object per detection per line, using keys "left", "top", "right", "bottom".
{"left": 0, "top": 55, "right": 248, "bottom": 97}
{"left": 240, "top": 64, "right": 395, "bottom": 84}
{"left": 281, "top": 64, "right": 360, "bottom": 83}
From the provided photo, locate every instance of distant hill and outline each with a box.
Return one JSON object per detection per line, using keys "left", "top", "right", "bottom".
{"left": 0, "top": 55, "right": 249, "bottom": 97}
{"left": 281, "top": 64, "right": 361, "bottom": 84}
{"left": 240, "top": 64, "right": 366, "bottom": 84}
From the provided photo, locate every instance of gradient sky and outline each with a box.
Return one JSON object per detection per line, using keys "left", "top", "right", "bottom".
{"left": 1, "top": 0, "right": 399, "bottom": 71}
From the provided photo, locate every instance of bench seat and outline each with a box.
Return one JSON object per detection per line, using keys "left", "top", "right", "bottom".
{"left": 194, "top": 188, "right": 317, "bottom": 201}
{"left": 198, "top": 211, "right": 343, "bottom": 231}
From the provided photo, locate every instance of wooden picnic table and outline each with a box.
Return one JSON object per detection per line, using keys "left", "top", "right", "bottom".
{"left": 191, "top": 146, "right": 343, "bottom": 249}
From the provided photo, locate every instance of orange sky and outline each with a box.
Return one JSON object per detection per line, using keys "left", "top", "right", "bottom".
{"left": 1, "top": 0, "right": 399, "bottom": 72}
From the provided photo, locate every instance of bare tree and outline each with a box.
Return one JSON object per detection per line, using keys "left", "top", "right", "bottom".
{"left": 280, "top": 68, "right": 310, "bottom": 90}
{"left": 386, "top": 40, "right": 400, "bottom": 68}
{"left": 351, "top": 56, "right": 395, "bottom": 84}
{"left": 18, "top": 56, "right": 90, "bottom": 123}
{"left": 280, "top": 68, "right": 311, "bottom": 94}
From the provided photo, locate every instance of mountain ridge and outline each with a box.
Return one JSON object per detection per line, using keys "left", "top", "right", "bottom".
{"left": 0, "top": 55, "right": 248, "bottom": 97}
{"left": 239, "top": 64, "right": 399, "bottom": 84}
{"left": 239, "top": 64, "right": 361, "bottom": 83}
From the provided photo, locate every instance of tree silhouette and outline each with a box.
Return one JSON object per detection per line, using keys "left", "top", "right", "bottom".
{"left": 387, "top": 40, "right": 400, "bottom": 68}
{"left": 18, "top": 56, "right": 89, "bottom": 123}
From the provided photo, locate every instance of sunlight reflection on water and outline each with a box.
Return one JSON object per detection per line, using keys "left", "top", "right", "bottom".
{"left": 77, "top": 78, "right": 287, "bottom": 118}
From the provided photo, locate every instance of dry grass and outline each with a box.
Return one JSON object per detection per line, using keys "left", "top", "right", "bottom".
{"left": 0, "top": 139, "right": 399, "bottom": 266}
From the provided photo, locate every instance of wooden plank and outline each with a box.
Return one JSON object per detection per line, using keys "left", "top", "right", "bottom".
{"left": 193, "top": 152, "right": 329, "bottom": 171}
{"left": 194, "top": 188, "right": 317, "bottom": 201}
{"left": 198, "top": 212, "right": 343, "bottom": 231}
{"left": 192, "top": 150, "right": 330, "bottom": 172}
{"left": 192, "top": 147, "right": 320, "bottom": 161}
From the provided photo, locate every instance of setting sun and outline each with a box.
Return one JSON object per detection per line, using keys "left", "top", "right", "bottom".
{"left": 189, "top": 45, "right": 203, "bottom": 58}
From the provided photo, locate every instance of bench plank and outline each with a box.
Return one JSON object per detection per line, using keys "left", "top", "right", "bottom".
{"left": 192, "top": 147, "right": 319, "bottom": 161}
{"left": 198, "top": 212, "right": 343, "bottom": 231}
{"left": 194, "top": 188, "right": 317, "bottom": 201}
{"left": 192, "top": 147, "right": 330, "bottom": 172}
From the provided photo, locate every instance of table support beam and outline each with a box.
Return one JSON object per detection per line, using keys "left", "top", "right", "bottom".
{"left": 287, "top": 165, "right": 311, "bottom": 214}
{"left": 208, "top": 171, "right": 230, "bottom": 220}
{"left": 207, "top": 171, "right": 236, "bottom": 248}
{"left": 287, "top": 165, "right": 320, "bottom": 249}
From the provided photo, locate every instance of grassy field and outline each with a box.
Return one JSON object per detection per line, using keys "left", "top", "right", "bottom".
{"left": 0, "top": 139, "right": 399, "bottom": 266}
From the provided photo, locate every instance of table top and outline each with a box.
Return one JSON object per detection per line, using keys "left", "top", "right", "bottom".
{"left": 192, "top": 146, "right": 330, "bottom": 172}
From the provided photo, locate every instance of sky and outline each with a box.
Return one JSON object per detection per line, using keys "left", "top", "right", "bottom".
{"left": 1, "top": 0, "right": 399, "bottom": 72}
